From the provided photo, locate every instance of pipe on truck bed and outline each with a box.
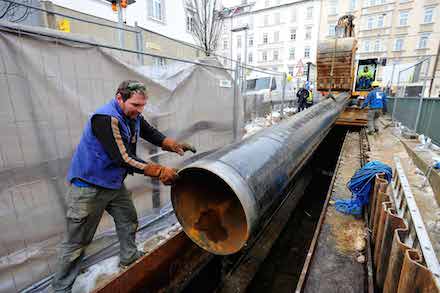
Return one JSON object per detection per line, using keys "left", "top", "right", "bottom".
{"left": 171, "top": 93, "right": 349, "bottom": 255}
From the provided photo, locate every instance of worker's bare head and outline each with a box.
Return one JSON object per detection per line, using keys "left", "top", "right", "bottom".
{"left": 115, "top": 80, "right": 148, "bottom": 119}
{"left": 364, "top": 66, "right": 369, "bottom": 71}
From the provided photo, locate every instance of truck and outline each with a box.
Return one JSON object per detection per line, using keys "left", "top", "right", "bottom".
{"left": 243, "top": 72, "right": 296, "bottom": 121}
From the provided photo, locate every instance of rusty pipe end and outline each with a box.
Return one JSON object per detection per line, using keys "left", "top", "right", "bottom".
{"left": 171, "top": 161, "right": 257, "bottom": 255}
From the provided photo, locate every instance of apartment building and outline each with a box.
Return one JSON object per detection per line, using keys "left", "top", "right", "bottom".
{"left": 319, "top": 0, "right": 440, "bottom": 96}
{"left": 218, "top": 0, "right": 321, "bottom": 78}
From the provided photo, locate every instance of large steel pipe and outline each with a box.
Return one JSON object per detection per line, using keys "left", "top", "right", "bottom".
{"left": 171, "top": 93, "right": 348, "bottom": 255}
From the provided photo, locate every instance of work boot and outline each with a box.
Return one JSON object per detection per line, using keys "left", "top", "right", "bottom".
{"left": 119, "top": 250, "right": 145, "bottom": 270}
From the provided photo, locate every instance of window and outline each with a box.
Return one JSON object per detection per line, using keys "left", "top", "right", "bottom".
{"left": 223, "top": 39, "right": 228, "bottom": 50}
{"left": 262, "top": 51, "right": 268, "bottom": 62}
{"left": 275, "top": 0, "right": 280, "bottom": 4}
{"left": 291, "top": 8, "right": 297, "bottom": 22}
{"left": 248, "top": 52, "right": 253, "bottom": 63}
{"left": 306, "top": 7, "right": 313, "bottom": 19}
{"left": 222, "top": 22, "right": 228, "bottom": 33}
{"left": 288, "top": 67, "right": 294, "bottom": 76}
{"left": 249, "top": 16, "right": 254, "bottom": 29}
{"left": 274, "top": 12, "right": 281, "bottom": 24}
{"left": 367, "top": 16, "right": 374, "bottom": 29}
{"left": 418, "top": 34, "right": 429, "bottom": 49}
{"left": 349, "top": 0, "right": 356, "bottom": 10}
{"left": 399, "top": 11, "right": 408, "bottom": 26}
{"left": 265, "top": 0, "right": 270, "bottom": 7}
{"left": 363, "top": 40, "right": 370, "bottom": 52}
{"left": 374, "top": 40, "right": 380, "bottom": 51}
{"left": 264, "top": 15, "right": 269, "bottom": 26}
{"left": 237, "top": 54, "right": 242, "bottom": 63}
{"left": 304, "top": 66, "right": 309, "bottom": 78}
{"left": 148, "top": 0, "right": 164, "bottom": 21}
{"left": 304, "top": 47, "right": 310, "bottom": 58}
{"left": 305, "top": 26, "right": 312, "bottom": 40}
{"left": 394, "top": 38, "right": 403, "bottom": 51}
{"left": 424, "top": 7, "right": 434, "bottom": 23}
{"left": 249, "top": 35, "right": 254, "bottom": 47}
{"left": 237, "top": 35, "right": 242, "bottom": 48}
{"left": 263, "top": 33, "right": 268, "bottom": 44}
{"left": 328, "top": 0, "right": 337, "bottom": 15}
{"left": 274, "top": 31, "right": 280, "bottom": 42}
{"left": 273, "top": 50, "right": 279, "bottom": 61}
{"left": 377, "top": 15, "right": 384, "bottom": 28}
{"left": 328, "top": 24, "right": 335, "bottom": 36}
{"left": 290, "top": 28, "right": 296, "bottom": 40}
{"left": 186, "top": 12, "right": 194, "bottom": 32}
{"left": 289, "top": 48, "right": 295, "bottom": 60}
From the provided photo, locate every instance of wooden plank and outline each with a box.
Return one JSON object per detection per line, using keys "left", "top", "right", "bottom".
{"left": 94, "top": 231, "right": 212, "bottom": 293}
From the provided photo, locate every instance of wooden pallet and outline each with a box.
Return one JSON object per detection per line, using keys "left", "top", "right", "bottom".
{"left": 336, "top": 107, "right": 368, "bottom": 126}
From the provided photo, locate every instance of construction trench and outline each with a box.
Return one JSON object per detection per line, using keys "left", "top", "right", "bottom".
{"left": 92, "top": 95, "right": 375, "bottom": 292}
{"left": 90, "top": 94, "right": 440, "bottom": 293}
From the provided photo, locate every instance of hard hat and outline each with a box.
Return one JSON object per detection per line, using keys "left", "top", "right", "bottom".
{"left": 372, "top": 81, "right": 380, "bottom": 87}
{"left": 286, "top": 74, "right": 293, "bottom": 82}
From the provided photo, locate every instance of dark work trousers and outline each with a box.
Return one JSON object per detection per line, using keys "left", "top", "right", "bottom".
{"left": 298, "top": 101, "right": 307, "bottom": 112}
{"left": 52, "top": 184, "right": 139, "bottom": 292}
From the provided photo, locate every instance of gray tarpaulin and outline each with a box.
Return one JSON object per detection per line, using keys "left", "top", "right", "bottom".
{"left": 0, "top": 22, "right": 239, "bottom": 292}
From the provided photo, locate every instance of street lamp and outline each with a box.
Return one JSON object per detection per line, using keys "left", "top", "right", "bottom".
{"left": 231, "top": 24, "right": 249, "bottom": 91}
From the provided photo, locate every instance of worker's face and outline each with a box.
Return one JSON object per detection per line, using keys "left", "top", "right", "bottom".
{"left": 117, "top": 92, "right": 147, "bottom": 119}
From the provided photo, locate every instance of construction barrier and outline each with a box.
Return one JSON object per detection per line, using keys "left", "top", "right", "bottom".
{"left": 387, "top": 97, "right": 440, "bottom": 146}
{"left": 369, "top": 157, "right": 440, "bottom": 292}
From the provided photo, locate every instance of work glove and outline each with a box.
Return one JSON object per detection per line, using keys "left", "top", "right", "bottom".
{"left": 162, "top": 137, "right": 197, "bottom": 156}
{"left": 144, "top": 163, "right": 178, "bottom": 185}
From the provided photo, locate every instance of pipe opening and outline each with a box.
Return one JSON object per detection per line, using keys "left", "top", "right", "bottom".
{"left": 171, "top": 168, "right": 248, "bottom": 255}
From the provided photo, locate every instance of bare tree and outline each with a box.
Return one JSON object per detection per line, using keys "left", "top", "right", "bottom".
{"left": 189, "top": 0, "right": 224, "bottom": 56}
{"left": 0, "top": 0, "right": 33, "bottom": 23}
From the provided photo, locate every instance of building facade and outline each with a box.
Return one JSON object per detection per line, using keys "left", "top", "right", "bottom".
{"left": 318, "top": 0, "right": 440, "bottom": 97}
{"left": 26, "top": 0, "right": 206, "bottom": 66}
{"left": 218, "top": 0, "right": 321, "bottom": 78}
{"left": 48, "top": 0, "right": 197, "bottom": 44}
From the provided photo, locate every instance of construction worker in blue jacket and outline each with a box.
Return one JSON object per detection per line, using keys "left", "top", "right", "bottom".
{"left": 361, "top": 81, "right": 387, "bottom": 134}
{"left": 52, "top": 80, "right": 196, "bottom": 292}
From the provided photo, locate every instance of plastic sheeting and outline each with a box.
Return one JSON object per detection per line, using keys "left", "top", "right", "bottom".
{"left": 0, "top": 22, "right": 239, "bottom": 292}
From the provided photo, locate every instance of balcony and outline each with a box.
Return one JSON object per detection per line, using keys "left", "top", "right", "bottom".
{"left": 419, "top": 23, "right": 434, "bottom": 33}
{"left": 359, "top": 27, "right": 392, "bottom": 38}
{"left": 361, "top": 3, "right": 395, "bottom": 15}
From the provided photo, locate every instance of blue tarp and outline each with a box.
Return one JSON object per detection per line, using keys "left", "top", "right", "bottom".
{"left": 334, "top": 161, "right": 392, "bottom": 216}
